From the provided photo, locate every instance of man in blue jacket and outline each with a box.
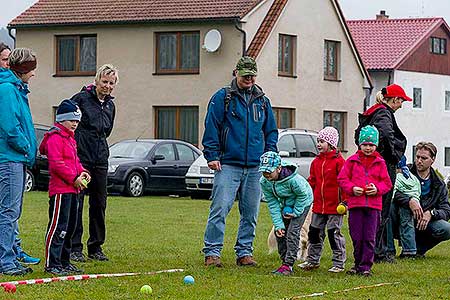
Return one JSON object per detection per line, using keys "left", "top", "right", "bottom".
{"left": 202, "top": 56, "right": 278, "bottom": 267}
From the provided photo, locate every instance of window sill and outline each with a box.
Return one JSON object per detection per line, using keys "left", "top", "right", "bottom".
{"left": 324, "top": 78, "right": 341, "bottom": 82}
{"left": 53, "top": 73, "right": 95, "bottom": 77}
{"left": 153, "top": 71, "right": 199, "bottom": 76}
{"left": 278, "top": 73, "right": 298, "bottom": 78}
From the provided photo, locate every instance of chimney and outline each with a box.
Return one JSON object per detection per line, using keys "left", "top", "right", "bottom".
{"left": 376, "top": 10, "right": 389, "bottom": 20}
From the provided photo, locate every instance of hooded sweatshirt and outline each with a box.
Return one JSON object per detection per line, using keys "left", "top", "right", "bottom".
{"left": 39, "top": 123, "right": 86, "bottom": 197}
{"left": 260, "top": 162, "right": 313, "bottom": 231}
{"left": 0, "top": 68, "right": 36, "bottom": 167}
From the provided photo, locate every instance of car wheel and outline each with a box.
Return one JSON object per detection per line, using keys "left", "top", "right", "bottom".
{"left": 125, "top": 172, "right": 144, "bottom": 197}
{"left": 189, "top": 191, "right": 211, "bottom": 200}
{"left": 25, "top": 170, "right": 35, "bottom": 192}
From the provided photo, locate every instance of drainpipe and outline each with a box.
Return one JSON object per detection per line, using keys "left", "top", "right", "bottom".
{"left": 7, "top": 27, "right": 16, "bottom": 48}
{"left": 234, "top": 20, "right": 246, "bottom": 57}
{"left": 363, "top": 86, "right": 373, "bottom": 112}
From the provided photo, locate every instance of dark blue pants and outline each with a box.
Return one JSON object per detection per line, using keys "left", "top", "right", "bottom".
{"left": 348, "top": 208, "right": 380, "bottom": 272}
{"left": 45, "top": 193, "right": 78, "bottom": 268}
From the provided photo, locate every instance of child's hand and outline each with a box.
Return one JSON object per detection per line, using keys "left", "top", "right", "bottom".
{"left": 80, "top": 171, "right": 91, "bottom": 183}
{"left": 74, "top": 176, "right": 85, "bottom": 190}
{"left": 275, "top": 229, "right": 285, "bottom": 238}
{"left": 283, "top": 213, "right": 294, "bottom": 219}
{"left": 353, "top": 186, "right": 364, "bottom": 196}
{"left": 365, "top": 183, "right": 377, "bottom": 196}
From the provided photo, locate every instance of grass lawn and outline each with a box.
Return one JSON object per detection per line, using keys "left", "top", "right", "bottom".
{"left": 4, "top": 191, "right": 450, "bottom": 299}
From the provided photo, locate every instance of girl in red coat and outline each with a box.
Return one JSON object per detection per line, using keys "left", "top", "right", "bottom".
{"left": 338, "top": 125, "right": 392, "bottom": 276}
{"left": 299, "top": 127, "right": 346, "bottom": 273}
{"left": 39, "top": 100, "right": 91, "bottom": 276}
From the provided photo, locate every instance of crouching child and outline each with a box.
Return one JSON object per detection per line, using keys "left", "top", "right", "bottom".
{"left": 39, "top": 99, "right": 91, "bottom": 276}
{"left": 259, "top": 151, "right": 313, "bottom": 275}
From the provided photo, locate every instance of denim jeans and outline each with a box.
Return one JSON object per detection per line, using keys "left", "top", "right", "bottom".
{"left": 203, "top": 165, "right": 261, "bottom": 258}
{"left": 0, "top": 162, "right": 25, "bottom": 272}
{"left": 387, "top": 202, "right": 417, "bottom": 255}
{"left": 13, "top": 222, "right": 22, "bottom": 255}
{"left": 416, "top": 219, "right": 450, "bottom": 255}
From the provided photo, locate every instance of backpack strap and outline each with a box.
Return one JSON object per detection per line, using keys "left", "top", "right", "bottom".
{"left": 223, "top": 86, "right": 232, "bottom": 113}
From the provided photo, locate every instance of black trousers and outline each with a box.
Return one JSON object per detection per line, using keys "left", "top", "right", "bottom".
{"left": 375, "top": 163, "right": 397, "bottom": 258}
{"left": 71, "top": 166, "right": 108, "bottom": 254}
{"left": 45, "top": 193, "right": 78, "bottom": 268}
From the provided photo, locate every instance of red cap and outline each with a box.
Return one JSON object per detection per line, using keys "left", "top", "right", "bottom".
{"left": 383, "top": 84, "right": 412, "bottom": 101}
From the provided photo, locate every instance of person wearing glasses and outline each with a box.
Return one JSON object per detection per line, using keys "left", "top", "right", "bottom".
{"left": 390, "top": 142, "right": 450, "bottom": 257}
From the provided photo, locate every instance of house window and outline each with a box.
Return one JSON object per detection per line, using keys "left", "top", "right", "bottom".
{"left": 155, "top": 106, "right": 199, "bottom": 145}
{"left": 323, "top": 111, "right": 346, "bottom": 149}
{"left": 52, "top": 106, "right": 58, "bottom": 123}
{"left": 155, "top": 32, "right": 200, "bottom": 74}
{"left": 430, "top": 37, "right": 447, "bottom": 55}
{"left": 278, "top": 34, "right": 296, "bottom": 76}
{"left": 56, "top": 35, "right": 96, "bottom": 75}
{"left": 413, "top": 88, "right": 422, "bottom": 108}
{"left": 324, "top": 40, "right": 340, "bottom": 80}
{"left": 272, "top": 108, "right": 294, "bottom": 129}
{"left": 445, "top": 91, "right": 450, "bottom": 111}
{"left": 445, "top": 147, "right": 450, "bottom": 166}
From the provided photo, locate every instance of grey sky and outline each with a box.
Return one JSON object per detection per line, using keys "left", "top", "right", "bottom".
{"left": 1, "top": 0, "right": 450, "bottom": 28}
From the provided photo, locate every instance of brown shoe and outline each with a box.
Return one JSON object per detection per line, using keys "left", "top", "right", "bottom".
{"left": 236, "top": 255, "right": 257, "bottom": 266}
{"left": 205, "top": 256, "right": 222, "bottom": 267}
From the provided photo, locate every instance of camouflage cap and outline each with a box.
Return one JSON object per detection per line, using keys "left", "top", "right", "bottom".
{"left": 236, "top": 56, "right": 257, "bottom": 76}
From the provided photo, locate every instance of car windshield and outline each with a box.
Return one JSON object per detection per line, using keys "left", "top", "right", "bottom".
{"left": 109, "top": 141, "right": 155, "bottom": 159}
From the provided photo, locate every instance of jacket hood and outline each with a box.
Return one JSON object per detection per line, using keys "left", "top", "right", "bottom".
{"left": 277, "top": 161, "right": 298, "bottom": 182}
{"left": 0, "top": 68, "right": 22, "bottom": 86}
{"left": 317, "top": 149, "right": 342, "bottom": 159}
{"left": 348, "top": 150, "right": 383, "bottom": 163}
{"left": 39, "top": 123, "right": 73, "bottom": 156}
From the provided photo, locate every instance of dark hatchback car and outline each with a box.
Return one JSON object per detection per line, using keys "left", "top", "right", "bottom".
{"left": 25, "top": 124, "right": 51, "bottom": 192}
{"left": 107, "top": 139, "right": 201, "bottom": 197}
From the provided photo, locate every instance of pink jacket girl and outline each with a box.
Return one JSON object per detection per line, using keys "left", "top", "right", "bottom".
{"left": 337, "top": 150, "right": 392, "bottom": 211}
{"left": 39, "top": 123, "right": 87, "bottom": 196}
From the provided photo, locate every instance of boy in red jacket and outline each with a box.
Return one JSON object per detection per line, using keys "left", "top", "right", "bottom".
{"left": 39, "top": 100, "right": 91, "bottom": 276}
{"left": 299, "top": 127, "right": 346, "bottom": 273}
{"left": 338, "top": 125, "right": 392, "bottom": 276}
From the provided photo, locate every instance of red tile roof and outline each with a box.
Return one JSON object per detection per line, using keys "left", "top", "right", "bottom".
{"left": 347, "top": 18, "right": 446, "bottom": 70}
{"left": 246, "top": 0, "right": 288, "bottom": 58}
{"left": 9, "top": 0, "right": 263, "bottom": 27}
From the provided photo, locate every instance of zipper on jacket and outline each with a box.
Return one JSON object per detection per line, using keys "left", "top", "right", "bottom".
{"left": 365, "top": 169, "right": 369, "bottom": 207}
{"left": 272, "top": 182, "right": 281, "bottom": 200}
{"left": 244, "top": 93, "right": 249, "bottom": 166}
{"left": 321, "top": 159, "right": 326, "bottom": 214}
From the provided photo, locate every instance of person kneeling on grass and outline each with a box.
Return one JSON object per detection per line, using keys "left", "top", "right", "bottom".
{"left": 259, "top": 151, "right": 313, "bottom": 276}
{"left": 39, "top": 100, "right": 91, "bottom": 276}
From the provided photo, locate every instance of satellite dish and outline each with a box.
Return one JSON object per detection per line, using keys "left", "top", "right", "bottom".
{"left": 203, "top": 29, "right": 222, "bottom": 52}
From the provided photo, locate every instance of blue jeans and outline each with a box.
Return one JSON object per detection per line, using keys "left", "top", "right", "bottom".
{"left": 13, "top": 222, "right": 22, "bottom": 255}
{"left": 387, "top": 202, "right": 416, "bottom": 255}
{"left": 416, "top": 219, "right": 450, "bottom": 255}
{"left": 203, "top": 165, "right": 261, "bottom": 258}
{"left": 0, "top": 162, "right": 25, "bottom": 271}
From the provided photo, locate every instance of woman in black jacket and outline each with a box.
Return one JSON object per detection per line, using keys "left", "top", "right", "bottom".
{"left": 70, "top": 64, "right": 118, "bottom": 262}
{"left": 356, "top": 84, "right": 411, "bottom": 263}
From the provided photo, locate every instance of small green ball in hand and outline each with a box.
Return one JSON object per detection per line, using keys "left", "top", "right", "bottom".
{"left": 80, "top": 178, "right": 89, "bottom": 188}
{"left": 336, "top": 203, "right": 347, "bottom": 214}
{"left": 140, "top": 285, "right": 152, "bottom": 294}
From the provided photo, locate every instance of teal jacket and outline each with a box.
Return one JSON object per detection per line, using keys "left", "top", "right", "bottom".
{"left": 0, "top": 68, "right": 36, "bottom": 167}
{"left": 260, "top": 162, "right": 313, "bottom": 231}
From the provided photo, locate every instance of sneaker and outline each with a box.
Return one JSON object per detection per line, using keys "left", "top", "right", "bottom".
{"left": 328, "top": 266, "right": 345, "bottom": 273}
{"left": 346, "top": 266, "right": 358, "bottom": 275}
{"left": 298, "top": 261, "right": 320, "bottom": 271}
{"left": 45, "top": 266, "right": 70, "bottom": 276}
{"left": 205, "top": 256, "right": 223, "bottom": 267}
{"left": 70, "top": 252, "right": 87, "bottom": 262}
{"left": 15, "top": 262, "right": 33, "bottom": 274}
{"left": 17, "top": 251, "right": 41, "bottom": 265}
{"left": 236, "top": 255, "right": 257, "bottom": 266}
{"left": 62, "top": 263, "right": 83, "bottom": 274}
{"left": 399, "top": 253, "right": 416, "bottom": 259}
{"left": 3, "top": 267, "right": 27, "bottom": 276}
{"left": 272, "top": 264, "right": 293, "bottom": 276}
{"left": 360, "top": 270, "right": 372, "bottom": 277}
{"left": 88, "top": 251, "right": 109, "bottom": 261}
{"left": 374, "top": 254, "right": 396, "bottom": 264}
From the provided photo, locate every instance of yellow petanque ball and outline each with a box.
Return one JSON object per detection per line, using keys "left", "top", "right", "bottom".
{"left": 336, "top": 204, "right": 347, "bottom": 215}
{"left": 140, "top": 285, "right": 153, "bottom": 295}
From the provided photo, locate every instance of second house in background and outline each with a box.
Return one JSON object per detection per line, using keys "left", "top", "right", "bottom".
{"left": 9, "top": 0, "right": 371, "bottom": 155}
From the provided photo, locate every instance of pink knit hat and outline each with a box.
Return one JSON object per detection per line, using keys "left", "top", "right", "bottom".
{"left": 318, "top": 126, "right": 339, "bottom": 148}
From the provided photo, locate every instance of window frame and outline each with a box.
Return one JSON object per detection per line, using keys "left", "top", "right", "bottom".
{"left": 430, "top": 37, "right": 447, "bottom": 55}
{"left": 445, "top": 91, "right": 450, "bottom": 111}
{"left": 278, "top": 34, "right": 296, "bottom": 77}
{"left": 55, "top": 34, "right": 97, "bottom": 76}
{"left": 323, "top": 40, "right": 340, "bottom": 81}
{"left": 154, "top": 106, "right": 199, "bottom": 146}
{"left": 272, "top": 107, "right": 295, "bottom": 129}
{"left": 413, "top": 87, "right": 422, "bottom": 109}
{"left": 155, "top": 31, "right": 200, "bottom": 75}
{"left": 323, "top": 111, "right": 346, "bottom": 150}
{"left": 445, "top": 147, "right": 450, "bottom": 167}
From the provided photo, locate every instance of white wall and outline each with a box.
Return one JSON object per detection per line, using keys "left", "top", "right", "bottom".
{"left": 394, "top": 70, "right": 450, "bottom": 177}
{"left": 368, "top": 71, "right": 390, "bottom": 106}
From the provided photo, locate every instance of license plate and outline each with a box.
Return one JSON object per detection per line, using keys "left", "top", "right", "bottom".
{"left": 200, "top": 178, "right": 214, "bottom": 184}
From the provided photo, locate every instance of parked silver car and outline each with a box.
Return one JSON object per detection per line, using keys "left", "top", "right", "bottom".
{"left": 185, "top": 128, "right": 318, "bottom": 199}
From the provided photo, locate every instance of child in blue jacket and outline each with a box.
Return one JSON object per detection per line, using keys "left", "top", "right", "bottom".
{"left": 260, "top": 151, "right": 313, "bottom": 275}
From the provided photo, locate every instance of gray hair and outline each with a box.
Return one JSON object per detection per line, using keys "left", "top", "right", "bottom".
{"left": 8, "top": 48, "right": 36, "bottom": 66}
{"left": 95, "top": 64, "right": 119, "bottom": 84}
